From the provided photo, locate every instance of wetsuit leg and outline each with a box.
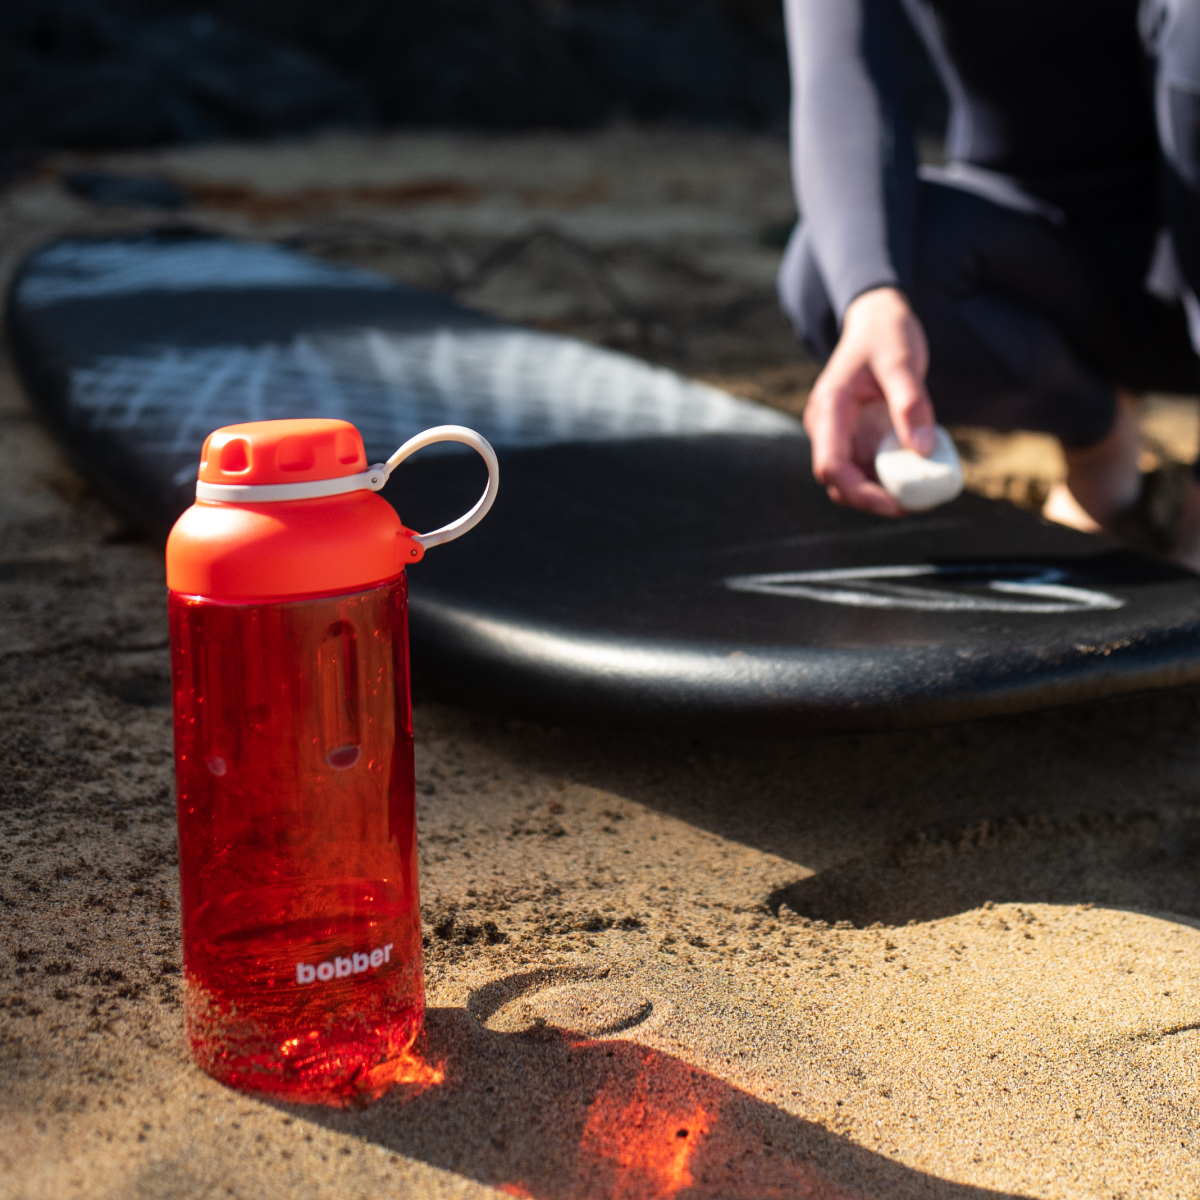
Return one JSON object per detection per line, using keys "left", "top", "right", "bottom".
{"left": 914, "top": 183, "right": 1125, "bottom": 447}
{"left": 781, "top": 183, "right": 1119, "bottom": 446}
{"left": 782, "top": 180, "right": 1200, "bottom": 448}
{"left": 1143, "top": 0, "right": 1200, "bottom": 478}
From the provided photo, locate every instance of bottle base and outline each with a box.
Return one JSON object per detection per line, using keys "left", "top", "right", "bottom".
{"left": 185, "top": 978, "right": 432, "bottom": 1106}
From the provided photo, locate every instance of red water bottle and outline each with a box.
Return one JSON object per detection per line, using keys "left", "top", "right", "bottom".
{"left": 166, "top": 418, "right": 497, "bottom": 1105}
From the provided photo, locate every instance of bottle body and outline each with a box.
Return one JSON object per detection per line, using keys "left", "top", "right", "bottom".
{"left": 170, "top": 575, "right": 421, "bottom": 1105}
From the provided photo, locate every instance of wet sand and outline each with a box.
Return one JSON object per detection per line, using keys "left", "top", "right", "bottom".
{"left": 3, "top": 130, "right": 1200, "bottom": 1200}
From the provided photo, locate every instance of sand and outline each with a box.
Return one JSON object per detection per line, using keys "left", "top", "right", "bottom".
{"left": 3, "top": 129, "right": 1200, "bottom": 1200}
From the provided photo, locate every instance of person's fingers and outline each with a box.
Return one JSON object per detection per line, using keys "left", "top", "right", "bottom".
{"left": 850, "top": 396, "right": 897, "bottom": 469}
{"left": 825, "top": 459, "right": 904, "bottom": 517}
{"left": 809, "top": 351, "right": 887, "bottom": 462}
{"left": 807, "top": 364, "right": 907, "bottom": 515}
{"left": 875, "top": 355, "right": 936, "bottom": 456}
{"left": 806, "top": 379, "right": 855, "bottom": 490}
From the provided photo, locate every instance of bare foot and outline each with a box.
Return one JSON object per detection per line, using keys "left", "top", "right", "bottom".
{"left": 1042, "top": 481, "right": 1104, "bottom": 533}
{"left": 1041, "top": 391, "right": 1141, "bottom": 534}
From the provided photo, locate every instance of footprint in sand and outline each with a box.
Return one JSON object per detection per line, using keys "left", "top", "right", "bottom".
{"left": 769, "top": 809, "right": 1200, "bottom": 927}
{"left": 467, "top": 967, "right": 655, "bottom": 1038}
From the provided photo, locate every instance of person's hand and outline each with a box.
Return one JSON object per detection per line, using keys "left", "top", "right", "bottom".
{"left": 803, "top": 286, "right": 937, "bottom": 516}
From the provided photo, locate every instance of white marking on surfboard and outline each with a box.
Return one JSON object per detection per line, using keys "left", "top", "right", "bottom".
{"left": 108, "top": 348, "right": 181, "bottom": 430}
{"left": 725, "top": 565, "right": 1125, "bottom": 614}
{"left": 294, "top": 337, "right": 346, "bottom": 420}
{"left": 243, "top": 344, "right": 276, "bottom": 424}
{"left": 363, "top": 328, "right": 445, "bottom": 442}
{"left": 489, "top": 330, "right": 528, "bottom": 437}
{"left": 429, "top": 328, "right": 466, "bottom": 427}
{"left": 544, "top": 338, "right": 590, "bottom": 441}
{"left": 169, "top": 347, "right": 248, "bottom": 455}
{"left": 66, "top": 326, "right": 797, "bottom": 467}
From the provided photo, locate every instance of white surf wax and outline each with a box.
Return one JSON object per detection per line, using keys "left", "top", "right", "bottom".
{"left": 874, "top": 426, "right": 964, "bottom": 512}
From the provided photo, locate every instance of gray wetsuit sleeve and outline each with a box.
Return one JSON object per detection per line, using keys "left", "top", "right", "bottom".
{"left": 1146, "top": 0, "right": 1200, "bottom": 303}
{"left": 784, "top": 0, "right": 919, "bottom": 319}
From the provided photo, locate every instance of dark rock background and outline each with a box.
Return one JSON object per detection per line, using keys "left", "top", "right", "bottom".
{"left": 0, "top": 2, "right": 371, "bottom": 148}
{"left": 0, "top": 0, "right": 947, "bottom": 150}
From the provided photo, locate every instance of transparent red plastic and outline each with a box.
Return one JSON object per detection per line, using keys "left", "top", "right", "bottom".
{"left": 169, "top": 576, "right": 422, "bottom": 1105}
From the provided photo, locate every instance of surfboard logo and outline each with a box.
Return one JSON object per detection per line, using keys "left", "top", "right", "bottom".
{"left": 724, "top": 564, "right": 1126, "bottom": 614}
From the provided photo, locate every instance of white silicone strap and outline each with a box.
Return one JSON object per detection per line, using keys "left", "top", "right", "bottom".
{"left": 386, "top": 426, "right": 500, "bottom": 549}
{"left": 195, "top": 425, "right": 499, "bottom": 551}
{"left": 194, "top": 467, "right": 388, "bottom": 504}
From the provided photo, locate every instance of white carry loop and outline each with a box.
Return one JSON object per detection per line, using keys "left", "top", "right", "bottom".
{"left": 195, "top": 424, "right": 499, "bottom": 550}
{"left": 383, "top": 426, "right": 499, "bottom": 549}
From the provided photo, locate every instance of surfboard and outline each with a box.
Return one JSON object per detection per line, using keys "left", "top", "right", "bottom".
{"left": 9, "top": 229, "right": 1200, "bottom": 732}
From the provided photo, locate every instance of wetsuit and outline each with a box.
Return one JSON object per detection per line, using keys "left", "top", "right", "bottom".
{"left": 778, "top": 0, "right": 1200, "bottom": 455}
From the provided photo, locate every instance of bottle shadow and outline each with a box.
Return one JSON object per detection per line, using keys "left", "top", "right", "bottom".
{"left": 286, "top": 1006, "right": 1026, "bottom": 1200}
{"left": 768, "top": 808, "right": 1200, "bottom": 928}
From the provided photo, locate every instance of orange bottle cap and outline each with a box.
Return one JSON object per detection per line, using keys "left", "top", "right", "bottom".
{"left": 169, "top": 419, "right": 420, "bottom": 602}
{"left": 167, "top": 420, "right": 499, "bottom": 603}
{"left": 199, "top": 419, "right": 367, "bottom": 487}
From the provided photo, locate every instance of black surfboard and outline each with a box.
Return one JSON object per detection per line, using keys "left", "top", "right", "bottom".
{"left": 9, "top": 229, "right": 1200, "bottom": 733}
